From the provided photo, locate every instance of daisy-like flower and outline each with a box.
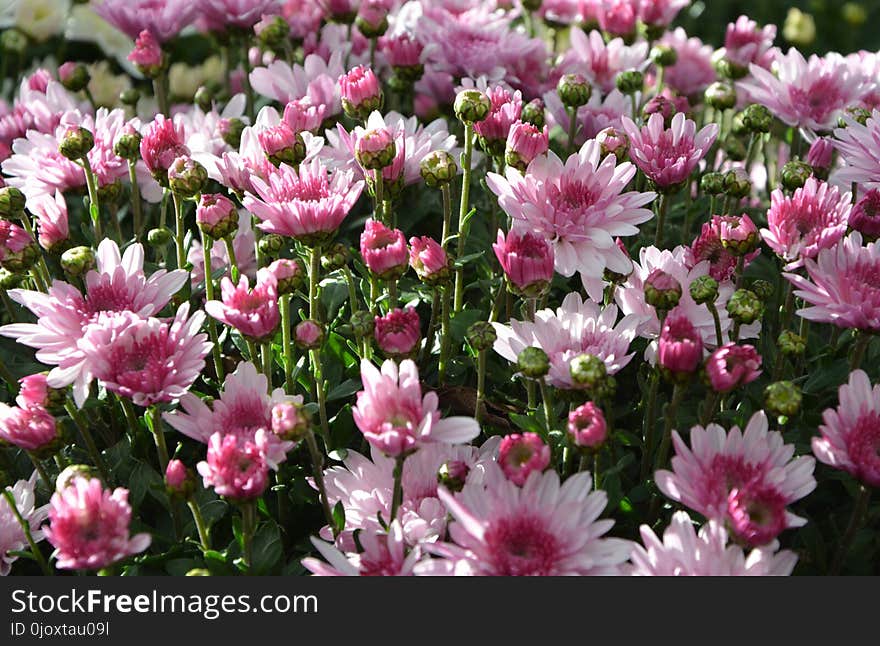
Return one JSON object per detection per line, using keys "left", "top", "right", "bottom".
{"left": 198, "top": 432, "right": 269, "bottom": 501}
{"left": 833, "top": 109, "right": 880, "bottom": 190}
{"left": 721, "top": 15, "right": 778, "bottom": 74}
{"left": 659, "top": 28, "right": 717, "bottom": 98}
{"left": 303, "top": 522, "right": 425, "bottom": 576}
{"left": 242, "top": 157, "right": 364, "bottom": 246}
{"left": 655, "top": 411, "right": 817, "bottom": 547}
{"left": 543, "top": 89, "right": 633, "bottom": 149}
{"left": 249, "top": 53, "right": 345, "bottom": 117}
{"left": 205, "top": 270, "right": 280, "bottom": 341}
{"left": 813, "top": 370, "right": 880, "bottom": 487}
{"left": 1, "top": 473, "right": 49, "bottom": 576}
{"left": 44, "top": 476, "right": 151, "bottom": 570}
{"left": 0, "top": 402, "right": 60, "bottom": 453}
{"left": 628, "top": 511, "right": 798, "bottom": 576}
{"left": 196, "top": 0, "right": 279, "bottom": 32}
{"left": 492, "top": 293, "right": 640, "bottom": 390}
{"left": 622, "top": 112, "right": 719, "bottom": 191}
{"left": 558, "top": 27, "right": 648, "bottom": 95}
{"left": 761, "top": 178, "right": 851, "bottom": 270}
{"left": 738, "top": 49, "right": 872, "bottom": 131}
{"left": 487, "top": 140, "right": 654, "bottom": 299}
{"left": 353, "top": 358, "right": 480, "bottom": 458}
{"left": 0, "top": 239, "right": 188, "bottom": 407}
{"left": 27, "top": 190, "right": 69, "bottom": 252}
{"left": 93, "top": 0, "right": 197, "bottom": 43}
{"left": 784, "top": 232, "right": 880, "bottom": 332}
{"left": 419, "top": 463, "right": 632, "bottom": 576}
{"left": 79, "top": 304, "right": 212, "bottom": 407}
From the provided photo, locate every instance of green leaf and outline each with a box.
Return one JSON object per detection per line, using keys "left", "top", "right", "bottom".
{"left": 251, "top": 522, "right": 283, "bottom": 575}
{"left": 332, "top": 501, "right": 346, "bottom": 536}
{"left": 327, "top": 378, "right": 362, "bottom": 402}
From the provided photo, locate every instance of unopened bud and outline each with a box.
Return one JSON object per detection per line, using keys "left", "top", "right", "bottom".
{"left": 59, "top": 126, "right": 95, "bottom": 161}
{"left": 517, "top": 347, "right": 550, "bottom": 379}
{"left": 454, "top": 89, "right": 492, "bottom": 124}
{"left": 557, "top": 73, "right": 592, "bottom": 108}
{"left": 420, "top": 150, "right": 458, "bottom": 188}
{"left": 765, "top": 381, "right": 802, "bottom": 418}
{"left": 466, "top": 321, "right": 497, "bottom": 352}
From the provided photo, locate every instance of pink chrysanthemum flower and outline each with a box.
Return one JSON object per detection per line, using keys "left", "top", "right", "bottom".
{"left": 628, "top": 511, "right": 798, "bottom": 576}
{"left": 705, "top": 343, "right": 762, "bottom": 393}
{"left": 487, "top": 140, "right": 654, "bottom": 299}
{"left": 655, "top": 411, "right": 817, "bottom": 547}
{"left": 164, "top": 361, "right": 298, "bottom": 471}
{"left": 79, "top": 304, "right": 211, "bottom": 407}
{"left": 353, "top": 358, "right": 480, "bottom": 458}
{"left": 721, "top": 15, "right": 777, "bottom": 73}
{"left": 474, "top": 85, "right": 523, "bottom": 150}
{"left": 560, "top": 27, "right": 648, "bottom": 95}
{"left": 784, "top": 232, "right": 880, "bottom": 332}
{"left": 94, "top": 0, "right": 198, "bottom": 43}
{"left": 206, "top": 270, "right": 280, "bottom": 341}
{"left": 197, "top": 0, "right": 279, "bottom": 31}
{"left": 243, "top": 157, "right": 364, "bottom": 245}
{"left": 198, "top": 432, "right": 269, "bottom": 501}
{"left": 303, "top": 521, "right": 425, "bottom": 576}
{"left": 16, "top": 374, "right": 51, "bottom": 409}
{"left": 361, "top": 219, "right": 409, "bottom": 277}
{"left": 658, "top": 27, "right": 717, "bottom": 98}
{"left": 1, "top": 473, "right": 49, "bottom": 576}
{"left": 0, "top": 239, "right": 188, "bottom": 406}
{"left": 814, "top": 370, "right": 880, "bottom": 487}
{"left": 658, "top": 307, "right": 704, "bottom": 377}
{"left": 374, "top": 308, "right": 421, "bottom": 357}
{"left": 45, "top": 476, "right": 151, "bottom": 570}
{"left": 849, "top": 189, "right": 880, "bottom": 239}
{"left": 250, "top": 53, "right": 345, "bottom": 117}
{"left": 498, "top": 433, "right": 550, "bottom": 487}
{"left": 27, "top": 190, "right": 69, "bottom": 252}
{"left": 568, "top": 402, "right": 608, "bottom": 449}
{"left": 761, "top": 178, "right": 851, "bottom": 270}
{"left": 688, "top": 220, "right": 745, "bottom": 283}
{"left": 597, "top": 0, "right": 638, "bottom": 37}
{"left": 420, "top": 463, "right": 632, "bottom": 576}
{"left": 493, "top": 229, "right": 555, "bottom": 297}
{"left": 544, "top": 89, "right": 632, "bottom": 149}
{"left": 833, "top": 109, "right": 880, "bottom": 190}
{"left": 738, "top": 49, "right": 871, "bottom": 131}
{"left": 639, "top": 0, "right": 689, "bottom": 28}
{"left": 0, "top": 403, "right": 59, "bottom": 453}
{"left": 492, "top": 293, "right": 639, "bottom": 389}
{"left": 140, "top": 114, "right": 190, "bottom": 181}
{"left": 622, "top": 112, "right": 719, "bottom": 190}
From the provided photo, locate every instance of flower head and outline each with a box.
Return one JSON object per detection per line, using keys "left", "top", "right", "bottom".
{"left": 658, "top": 307, "right": 704, "bottom": 378}
{"left": 374, "top": 308, "right": 421, "bottom": 357}
{"left": 198, "top": 432, "right": 269, "bottom": 501}
{"left": 498, "top": 433, "right": 550, "bottom": 486}
{"left": 493, "top": 229, "right": 555, "bottom": 298}
{"left": 409, "top": 236, "right": 449, "bottom": 284}
{"left": 705, "top": 343, "right": 762, "bottom": 393}
{"left": 0, "top": 403, "right": 59, "bottom": 454}
{"left": 140, "top": 114, "right": 190, "bottom": 182}
{"left": 568, "top": 402, "right": 608, "bottom": 449}
{"left": 849, "top": 189, "right": 880, "bottom": 239}
{"left": 205, "top": 271, "right": 280, "bottom": 341}
{"left": 1, "top": 474, "right": 49, "bottom": 575}
{"left": 360, "top": 219, "right": 408, "bottom": 278}
{"left": 95, "top": 0, "right": 197, "bottom": 42}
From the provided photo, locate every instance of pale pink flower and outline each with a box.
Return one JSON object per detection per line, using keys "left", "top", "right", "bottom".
{"left": 94, "top": 0, "right": 197, "bottom": 42}
{"left": 474, "top": 85, "right": 523, "bottom": 150}
{"left": 659, "top": 28, "right": 717, "bottom": 97}
{"left": 505, "top": 121, "right": 549, "bottom": 170}
{"left": 807, "top": 137, "right": 834, "bottom": 173}
{"left": 622, "top": 112, "right": 719, "bottom": 190}
{"left": 721, "top": 16, "right": 777, "bottom": 72}
{"left": 140, "top": 114, "right": 190, "bottom": 181}
{"left": 409, "top": 236, "right": 448, "bottom": 283}
{"left": 360, "top": 219, "right": 408, "bottom": 277}
{"left": 380, "top": 32, "right": 426, "bottom": 69}
{"left": 198, "top": 432, "right": 269, "bottom": 501}
{"left": 1, "top": 129, "right": 83, "bottom": 202}
{"left": 339, "top": 65, "right": 383, "bottom": 116}
{"left": 628, "top": 511, "right": 798, "bottom": 576}
{"left": 250, "top": 53, "right": 345, "bottom": 117}
{"left": 0, "top": 403, "right": 59, "bottom": 453}
{"left": 568, "top": 402, "right": 608, "bottom": 449}
{"left": 492, "top": 293, "right": 639, "bottom": 389}
{"left": 0, "top": 239, "right": 187, "bottom": 406}
{"left": 498, "top": 433, "right": 550, "bottom": 486}
{"left": 560, "top": 27, "right": 648, "bottom": 94}
{"left": 205, "top": 271, "right": 280, "bottom": 341}
{"left": 761, "top": 178, "right": 851, "bottom": 270}
{"left": 27, "top": 190, "right": 69, "bottom": 252}
{"left": 705, "top": 343, "right": 762, "bottom": 393}
{"left": 493, "top": 229, "right": 555, "bottom": 296}
{"left": 487, "top": 140, "right": 654, "bottom": 298}
{"left": 304, "top": 521, "right": 425, "bottom": 576}
{"left": 814, "top": 370, "right": 880, "bottom": 487}
{"left": 243, "top": 157, "right": 364, "bottom": 244}
{"left": 784, "top": 232, "right": 880, "bottom": 331}
{"left": 656, "top": 411, "right": 816, "bottom": 546}
{"left": 535, "top": 0, "right": 585, "bottom": 25}
{"left": 544, "top": 88, "right": 633, "bottom": 149}
{"left": 833, "top": 109, "right": 880, "bottom": 190}
{"left": 353, "top": 358, "right": 480, "bottom": 458}
{"left": 738, "top": 50, "right": 871, "bottom": 131}
{"left": 598, "top": 0, "right": 638, "bottom": 37}
{"left": 420, "top": 464, "right": 632, "bottom": 575}
{"left": 45, "top": 476, "right": 151, "bottom": 570}
{"left": 1, "top": 473, "right": 49, "bottom": 576}
{"left": 79, "top": 304, "right": 211, "bottom": 407}
{"left": 196, "top": 0, "right": 280, "bottom": 31}
{"left": 164, "top": 361, "right": 298, "bottom": 471}
{"left": 374, "top": 308, "right": 421, "bottom": 357}
{"left": 127, "top": 29, "right": 163, "bottom": 71}
{"left": 639, "top": 0, "right": 689, "bottom": 28}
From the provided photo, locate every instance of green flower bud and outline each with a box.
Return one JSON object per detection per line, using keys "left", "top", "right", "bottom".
{"left": 0, "top": 186, "right": 26, "bottom": 219}
{"left": 322, "top": 242, "right": 351, "bottom": 272}
{"left": 437, "top": 460, "right": 469, "bottom": 493}
{"left": 168, "top": 157, "right": 208, "bottom": 198}
{"left": 220, "top": 118, "right": 246, "bottom": 149}
{"left": 466, "top": 321, "right": 497, "bottom": 352}
{"left": 557, "top": 73, "right": 593, "bottom": 108}
{"left": 119, "top": 88, "right": 141, "bottom": 106}
{"left": 742, "top": 104, "right": 773, "bottom": 134}
{"left": 0, "top": 30, "right": 27, "bottom": 55}
{"left": 521, "top": 0, "right": 543, "bottom": 10}
{"left": 780, "top": 161, "right": 813, "bottom": 191}
{"left": 724, "top": 168, "right": 752, "bottom": 198}
{"left": 700, "top": 172, "right": 726, "bottom": 196}
{"left": 60, "top": 63, "right": 91, "bottom": 93}
{"left": 517, "top": 347, "right": 550, "bottom": 379}
{"left": 765, "top": 381, "right": 802, "bottom": 418}
{"left": 420, "top": 150, "right": 458, "bottom": 188}
{"left": 148, "top": 227, "right": 174, "bottom": 247}
{"left": 55, "top": 465, "right": 98, "bottom": 491}
{"left": 0, "top": 268, "right": 24, "bottom": 289}
{"left": 258, "top": 234, "right": 285, "bottom": 258}
{"left": 350, "top": 310, "right": 375, "bottom": 338}
{"left": 712, "top": 51, "right": 748, "bottom": 81}
{"left": 727, "top": 289, "right": 764, "bottom": 325}
{"left": 355, "top": 13, "right": 388, "bottom": 38}
{"left": 98, "top": 179, "right": 123, "bottom": 205}
{"left": 454, "top": 89, "right": 492, "bottom": 124}
{"left": 616, "top": 70, "right": 644, "bottom": 95}
{"left": 60, "top": 246, "right": 97, "bottom": 277}
{"left": 750, "top": 280, "right": 774, "bottom": 301}
{"left": 705, "top": 82, "right": 737, "bottom": 111}
{"left": 777, "top": 330, "right": 806, "bottom": 357}
{"left": 644, "top": 269, "right": 682, "bottom": 311}
{"left": 689, "top": 275, "right": 719, "bottom": 305}
{"left": 59, "top": 126, "right": 95, "bottom": 161}
{"left": 730, "top": 111, "right": 749, "bottom": 136}
{"left": 0, "top": 238, "right": 39, "bottom": 273}
{"left": 569, "top": 353, "right": 607, "bottom": 389}
{"left": 521, "top": 98, "right": 546, "bottom": 129}
{"left": 258, "top": 16, "right": 291, "bottom": 50}
{"left": 650, "top": 44, "right": 678, "bottom": 68}
{"left": 194, "top": 86, "right": 214, "bottom": 112}
{"left": 722, "top": 134, "right": 748, "bottom": 162}
{"left": 843, "top": 3, "right": 868, "bottom": 27}
{"left": 114, "top": 129, "right": 142, "bottom": 161}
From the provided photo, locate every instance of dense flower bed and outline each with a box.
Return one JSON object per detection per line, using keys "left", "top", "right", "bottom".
{"left": 0, "top": 0, "right": 878, "bottom": 576}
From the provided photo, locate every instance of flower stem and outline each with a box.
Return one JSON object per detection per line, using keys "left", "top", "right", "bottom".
{"left": 28, "top": 454, "right": 53, "bottom": 494}
{"left": 639, "top": 370, "right": 660, "bottom": 482}
{"left": 389, "top": 455, "right": 406, "bottom": 524}
{"left": 128, "top": 160, "right": 144, "bottom": 239}
{"left": 241, "top": 39, "right": 255, "bottom": 123}
{"left": 81, "top": 156, "right": 102, "bottom": 241}
{"left": 172, "top": 191, "right": 186, "bottom": 271}
{"left": 539, "top": 378, "right": 554, "bottom": 432}
{"left": 655, "top": 383, "right": 686, "bottom": 473}
{"left": 224, "top": 236, "right": 240, "bottom": 283}
{"left": 653, "top": 193, "right": 669, "bottom": 247}
{"left": 261, "top": 342, "right": 273, "bottom": 390}
{"left": 438, "top": 284, "right": 452, "bottom": 385}
{"left": 373, "top": 169, "right": 384, "bottom": 224}
{"left": 454, "top": 122, "right": 475, "bottom": 313}
{"left": 566, "top": 106, "right": 578, "bottom": 156}
{"left": 2, "top": 489, "right": 52, "bottom": 575}
{"left": 65, "top": 402, "right": 109, "bottom": 484}
{"left": 154, "top": 73, "right": 169, "bottom": 116}
{"left": 829, "top": 485, "right": 871, "bottom": 575}
{"left": 240, "top": 501, "right": 256, "bottom": 574}
{"left": 342, "top": 266, "right": 360, "bottom": 316}
{"left": 475, "top": 349, "right": 487, "bottom": 423}
{"left": 706, "top": 301, "right": 724, "bottom": 347}
{"left": 304, "top": 428, "right": 335, "bottom": 536}
{"left": 201, "top": 230, "right": 225, "bottom": 383}
{"left": 850, "top": 332, "right": 873, "bottom": 372}
{"left": 281, "top": 294, "right": 294, "bottom": 394}
{"left": 187, "top": 499, "right": 211, "bottom": 551}
{"left": 441, "top": 185, "right": 452, "bottom": 247}
{"left": 699, "top": 390, "right": 722, "bottom": 427}
{"left": 148, "top": 405, "right": 170, "bottom": 474}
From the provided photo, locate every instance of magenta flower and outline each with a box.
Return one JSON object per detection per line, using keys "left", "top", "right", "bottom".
{"left": 705, "top": 343, "right": 762, "bottom": 393}
{"left": 0, "top": 403, "right": 59, "bottom": 453}
{"left": 493, "top": 228, "right": 555, "bottom": 297}
{"left": 656, "top": 411, "right": 817, "bottom": 547}
{"left": 0, "top": 219, "right": 37, "bottom": 269}
{"left": 164, "top": 459, "right": 189, "bottom": 493}
{"left": 360, "top": 219, "right": 408, "bottom": 278}
{"left": 628, "top": 511, "right": 797, "bottom": 576}
{"left": 505, "top": 121, "right": 549, "bottom": 171}
{"left": 487, "top": 140, "right": 654, "bottom": 298}
{"left": 814, "top": 370, "right": 880, "bottom": 487}
{"left": 140, "top": 114, "right": 190, "bottom": 180}
{"left": 498, "top": 433, "right": 550, "bottom": 487}
{"left": 492, "top": 293, "right": 639, "bottom": 389}
{"left": 850, "top": 189, "right": 880, "bottom": 239}
{"left": 761, "top": 178, "right": 851, "bottom": 270}
{"left": 205, "top": 271, "right": 280, "bottom": 341}
{"left": 243, "top": 158, "right": 364, "bottom": 245}
{"left": 294, "top": 320, "right": 324, "bottom": 349}
{"left": 304, "top": 521, "right": 424, "bottom": 576}
{"left": 198, "top": 432, "right": 269, "bottom": 501}
{"left": 79, "top": 304, "right": 212, "bottom": 407}
{"left": 721, "top": 15, "right": 777, "bottom": 73}
{"left": 127, "top": 30, "right": 163, "bottom": 73}
{"left": 784, "top": 232, "right": 880, "bottom": 332}
{"left": 0, "top": 239, "right": 187, "bottom": 407}
{"left": 807, "top": 137, "right": 834, "bottom": 173}
{"left": 622, "top": 112, "right": 719, "bottom": 190}
{"left": 833, "top": 109, "right": 880, "bottom": 190}
{"left": 16, "top": 374, "right": 51, "bottom": 409}
{"left": 422, "top": 464, "right": 632, "bottom": 575}
{"left": 1, "top": 474, "right": 49, "bottom": 575}
{"left": 659, "top": 28, "right": 717, "bottom": 97}
{"left": 352, "top": 359, "right": 480, "bottom": 458}
{"left": 196, "top": 193, "right": 237, "bottom": 239}
{"left": 196, "top": 0, "right": 280, "bottom": 31}
{"left": 94, "top": 0, "right": 197, "bottom": 42}
{"left": 738, "top": 49, "right": 871, "bottom": 131}
{"left": 688, "top": 218, "right": 759, "bottom": 282}
{"left": 45, "top": 476, "right": 152, "bottom": 570}
{"left": 473, "top": 86, "right": 523, "bottom": 152}
{"left": 568, "top": 402, "right": 608, "bottom": 449}
{"left": 339, "top": 65, "right": 383, "bottom": 117}
{"left": 409, "top": 236, "right": 449, "bottom": 284}
{"left": 658, "top": 307, "right": 704, "bottom": 377}
{"left": 560, "top": 27, "right": 648, "bottom": 94}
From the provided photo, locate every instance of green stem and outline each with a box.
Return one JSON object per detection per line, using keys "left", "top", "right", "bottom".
{"left": 187, "top": 499, "right": 211, "bottom": 551}
{"left": 201, "top": 230, "right": 226, "bottom": 382}
{"left": 387, "top": 279, "right": 397, "bottom": 310}
{"left": 389, "top": 455, "right": 406, "bottom": 524}
{"left": 539, "top": 378, "right": 554, "bottom": 432}
{"left": 241, "top": 40, "right": 255, "bottom": 123}
{"left": 28, "top": 454, "right": 53, "bottom": 494}
{"left": 706, "top": 301, "right": 724, "bottom": 347}
{"left": 475, "top": 349, "right": 487, "bottom": 423}
{"left": 2, "top": 489, "right": 52, "bottom": 575}
{"left": 246, "top": 338, "right": 259, "bottom": 364}
{"left": 154, "top": 73, "right": 169, "bottom": 116}
{"left": 172, "top": 191, "right": 186, "bottom": 271}
{"left": 454, "top": 123, "right": 475, "bottom": 313}
{"left": 224, "top": 236, "right": 240, "bottom": 283}
{"left": 829, "top": 486, "right": 872, "bottom": 575}
{"left": 81, "top": 156, "right": 102, "bottom": 241}
{"left": 438, "top": 285, "right": 452, "bottom": 385}
{"left": 655, "top": 383, "right": 686, "bottom": 472}
{"left": 342, "top": 266, "right": 360, "bottom": 316}
{"left": 240, "top": 501, "right": 256, "bottom": 574}
{"left": 654, "top": 193, "right": 669, "bottom": 247}
{"left": 639, "top": 371, "right": 660, "bottom": 482}
{"left": 120, "top": 397, "right": 140, "bottom": 442}
{"left": 128, "top": 160, "right": 144, "bottom": 240}
{"left": 261, "top": 342, "right": 273, "bottom": 390}
{"left": 148, "top": 405, "right": 170, "bottom": 474}
{"left": 441, "top": 185, "right": 452, "bottom": 247}
{"left": 281, "top": 294, "right": 294, "bottom": 394}
{"left": 305, "top": 428, "right": 336, "bottom": 536}
{"left": 566, "top": 106, "right": 578, "bottom": 156}
{"left": 700, "top": 391, "right": 722, "bottom": 427}
{"left": 850, "top": 332, "right": 873, "bottom": 372}
{"left": 65, "top": 402, "right": 109, "bottom": 484}
{"left": 373, "top": 169, "right": 384, "bottom": 224}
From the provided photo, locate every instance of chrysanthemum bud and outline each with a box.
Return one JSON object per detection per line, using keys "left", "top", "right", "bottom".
{"left": 165, "top": 459, "right": 196, "bottom": 498}
{"left": 114, "top": 126, "right": 142, "bottom": 162}
{"left": 355, "top": 2, "right": 389, "bottom": 38}
{"left": 322, "top": 242, "right": 351, "bottom": 272}
{"left": 454, "top": 89, "right": 492, "bottom": 124}
{"left": 55, "top": 465, "right": 97, "bottom": 492}
{"left": 764, "top": 381, "right": 802, "bottom": 418}
{"left": 777, "top": 330, "right": 806, "bottom": 357}
{"left": 0, "top": 29, "right": 27, "bottom": 55}
{"left": 717, "top": 214, "right": 759, "bottom": 255}
{"left": 194, "top": 86, "right": 214, "bottom": 112}
{"left": 722, "top": 134, "right": 748, "bottom": 162}
{"left": 295, "top": 320, "right": 324, "bottom": 350}
{"left": 408, "top": 236, "right": 450, "bottom": 285}
{"left": 498, "top": 433, "right": 550, "bottom": 486}
{"left": 58, "top": 62, "right": 90, "bottom": 93}
{"left": 271, "top": 401, "right": 311, "bottom": 442}
{"left": 340, "top": 66, "right": 384, "bottom": 121}
{"left": 0, "top": 268, "right": 24, "bottom": 289}
{"left": 644, "top": 269, "right": 682, "bottom": 311}
{"left": 219, "top": 118, "right": 245, "bottom": 149}
{"left": 259, "top": 124, "right": 307, "bottom": 168}
{"left": 437, "top": 460, "right": 470, "bottom": 493}
{"left": 60, "top": 245, "right": 96, "bottom": 277}
{"left": 517, "top": 347, "right": 550, "bottom": 379}
{"left": 705, "top": 82, "right": 737, "bottom": 111}
{"left": 350, "top": 310, "right": 375, "bottom": 338}
{"left": 266, "top": 258, "right": 306, "bottom": 295}
{"left": 505, "top": 122, "right": 549, "bottom": 172}
{"left": 419, "top": 150, "right": 458, "bottom": 188}
{"left": 807, "top": 137, "right": 834, "bottom": 179}
{"left": 567, "top": 402, "right": 607, "bottom": 449}
{"left": 0, "top": 221, "right": 39, "bottom": 272}
{"left": 120, "top": 87, "right": 141, "bottom": 106}
{"left": 700, "top": 172, "right": 726, "bottom": 195}
{"left": 780, "top": 161, "right": 813, "bottom": 191}
{"left": 723, "top": 168, "right": 752, "bottom": 198}
{"left": 615, "top": 70, "right": 644, "bottom": 95}
{"left": 650, "top": 44, "right": 678, "bottom": 67}
{"left": 742, "top": 104, "right": 773, "bottom": 134}
{"left": 569, "top": 353, "right": 607, "bottom": 389}
{"left": 750, "top": 280, "right": 774, "bottom": 301}
{"left": 0, "top": 186, "right": 26, "bottom": 219}
{"left": 557, "top": 73, "right": 592, "bottom": 108}
{"left": 196, "top": 193, "right": 238, "bottom": 239}
{"left": 596, "top": 126, "right": 629, "bottom": 162}
{"left": 355, "top": 128, "right": 397, "bottom": 170}
{"left": 167, "top": 156, "right": 208, "bottom": 198}
{"left": 520, "top": 98, "right": 546, "bottom": 129}
{"left": 148, "top": 226, "right": 173, "bottom": 246}
{"left": 466, "top": 321, "right": 497, "bottom": 352}
{"left": 258, "top": 234, "right": 285, "bottom": 258}
{"left": 256, "top": 15, "right": 291, "bottom": 50}
{"left": 727, "top": 289, "right": 764, "bottom": 325}
{"left": 59, "top": 126, "right": 95, "bottom": 161}
{"left": 689, "top": 275, "right": 719, "bottom": 305}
